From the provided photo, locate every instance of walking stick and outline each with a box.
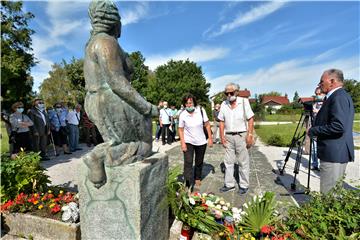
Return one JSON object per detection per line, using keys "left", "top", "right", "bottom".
{"left": 49, "top": 130, "right": 57, "bottom": 156}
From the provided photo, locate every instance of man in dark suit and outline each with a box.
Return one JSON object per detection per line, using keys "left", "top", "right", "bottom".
{"left": 28, "top": 98, "right": 51, "bottom": 161}
{"left": 309, "top": 69, "right": 354, "bottom": 194}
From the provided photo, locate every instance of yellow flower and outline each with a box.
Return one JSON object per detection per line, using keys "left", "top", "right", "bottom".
{"left": 38, "top": 205, "right": 44, "bottom": 210}
{"left": 49, "top": 203, "right": 55, "bottom": 208}
{"left": 33, "top": 200, "right": 39, "bottom": 205}
{"left": 251, "top": 237, "right": 256, "bottom": 240}
{"left": 59, "top": 190, "right": 64, "bottom": 194}
{"left": 34, "top": 193, "right": 39, "bottom": 197}
{"left": 48, "top": 190, "right": 52, "bottom": 193}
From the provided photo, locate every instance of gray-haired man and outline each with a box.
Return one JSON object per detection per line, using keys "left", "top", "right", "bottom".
{"left": 218, "top": 83, "right": 255, "bottom": 195}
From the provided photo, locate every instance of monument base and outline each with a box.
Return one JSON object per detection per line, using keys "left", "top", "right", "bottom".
{"left": 79, "top": 152, "right": 169, "bottom": 240}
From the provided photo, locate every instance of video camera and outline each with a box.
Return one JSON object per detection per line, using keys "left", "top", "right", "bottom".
{"left": 302, "top": 98, "right": 322, "bottom": 113}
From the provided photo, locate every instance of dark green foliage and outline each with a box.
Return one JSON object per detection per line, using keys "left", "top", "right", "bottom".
{"left": 286, "top": 181, "right": 360, "bottom": 239}
{"left": 1, "top": 0, "right": 36, "bottom": 110}
{"left": 343, "top": 79, "right": 360, "bottom": 113}
{"left": 1, "top": 151, "right": 51, "bottom": 203}
{"left": 129, "top": 51, "right": 150, "bottom": 98}
{"left": 148, "top": 59, "right": 211, "bottom": 108}
{"left": 267, "top": 134, "right": 284, "bottom": 146}
{"left": 39, "top": 58, "right": 85, "bottom": 106}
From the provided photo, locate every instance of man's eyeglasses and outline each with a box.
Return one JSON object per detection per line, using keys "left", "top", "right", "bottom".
{"left": 224, "top": 91, "right": 235, "bottom": 96}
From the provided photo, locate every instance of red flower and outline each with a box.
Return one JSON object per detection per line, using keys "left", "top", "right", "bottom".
{"left": 50, "top": 204, "right": 61, "bottom": 214}
{"left": 62, "top": 193, "right": 74, "bottom": 203}
{"left": 1, "top": 200, "right": 14, "bottom": 211}
{"left": 261, "top": 225, "right": 275, "bottom": 235}
{"left": 15, "top": 193, "right": 27, "bottom": 205}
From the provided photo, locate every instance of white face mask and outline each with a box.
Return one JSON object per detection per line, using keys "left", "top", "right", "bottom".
{"left": 227, "top": 96, "right": 237, "bottom": 102}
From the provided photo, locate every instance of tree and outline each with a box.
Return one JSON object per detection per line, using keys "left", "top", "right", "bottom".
{"left": 293, "top": 91, "right": 299, "bottom": 103}
{"left": 149, "top": 59, "right": 210, "bottom": 108}
{"left": 212, "top": 91, "right": 226, "bottom": 105}
{"left": 39, "top": 58, "right": 85, "bottom": 107}
{"left": 129, "top": 51, "right": 150, "bottom": 98}
{"left": 1, "top": 1, "right": 36, "bottom": 110}
{"left": 343, "top": 79, "right": 360, "bottom": 112}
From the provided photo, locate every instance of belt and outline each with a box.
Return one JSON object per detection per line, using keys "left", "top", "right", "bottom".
{"left": 225, "top": 132, "right": 245, "bottom": 135}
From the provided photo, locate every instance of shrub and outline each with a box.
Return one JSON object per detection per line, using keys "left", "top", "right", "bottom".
{"left": 267, "top": 134, "right": 284, "bottom": 146}
{"left": 0, "top": 151, "right": 51, "bottom": 203}
{"left": 285, "top": 181, "right": 360, "bottom": 239}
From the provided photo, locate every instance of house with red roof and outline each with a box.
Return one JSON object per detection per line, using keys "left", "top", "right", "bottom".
{"left": 261, "top": 95, "right": 290, "bottom": 112}
{"left": 298, "top": 97, "right": 315, "bottom": 104}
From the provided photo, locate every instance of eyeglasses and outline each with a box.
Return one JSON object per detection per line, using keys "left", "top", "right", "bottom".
{"left": 224, "top": 91, "right": 235, "bottom": 96}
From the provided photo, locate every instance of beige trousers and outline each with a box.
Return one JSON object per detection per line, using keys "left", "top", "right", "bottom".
{"left": 224, "top": 133, "right": 250, "bottom": 189}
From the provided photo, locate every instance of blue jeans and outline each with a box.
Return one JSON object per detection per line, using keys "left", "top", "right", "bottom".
{"left": 311, "top": 139, "right": 319, "bottom": 168}
{"left": 68, "top": 124, "right": 79, "bottom": 151}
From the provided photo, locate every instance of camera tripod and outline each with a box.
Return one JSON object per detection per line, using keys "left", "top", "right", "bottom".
{"left": 278, "top": 111, "right": 314, "bottom": 194}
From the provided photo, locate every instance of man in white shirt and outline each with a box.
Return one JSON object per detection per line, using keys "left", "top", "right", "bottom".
{"left": 218, "top": 83, "right": 255, "bottom": 194}
{"left": 66, "top": 104, "right": 82, "bottom": 152}
{"left": 159, "top": 101, "right": 172, "bottom": 145}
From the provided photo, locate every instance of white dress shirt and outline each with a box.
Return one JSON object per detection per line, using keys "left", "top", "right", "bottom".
{"left": 66, "top": 110, "right": 81, "bottom": 125}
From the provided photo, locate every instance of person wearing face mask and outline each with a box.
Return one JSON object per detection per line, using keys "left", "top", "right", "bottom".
{"left": 159, "top": 101, "right": 173, "bottom": 145}
{"left": 178, "top": 94, "right": 213, "bottom": 191}
{"left": 9, "top": 102, "right": 33, "bottom": 154}
{"left": 28, "top": 98, "right": 51, "bottom": 161}
{"left": 310, "top": 87, "right": 326, "bottom": 171}
{"left": 218, "top": 83, "right": 255, "bottom": 195}
{"left": 49, "top": 103, "right": 72, "bottom": 155}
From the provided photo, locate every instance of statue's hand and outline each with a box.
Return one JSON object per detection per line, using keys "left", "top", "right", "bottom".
{"left": 150, "top": 104, "right": 159, "bottom": 117}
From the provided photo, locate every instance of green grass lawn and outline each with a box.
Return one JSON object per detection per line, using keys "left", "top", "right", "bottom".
{"left": 355, "top": 113, "right": 360, "bottom": 121}
{"left": 256, "top": 121, "right": 360, "bottom": 147}
{"left": 354, "top": 122, "right": 360, "bottom": 132}
{"left": 1, "top": 122, "right": 10, "bottom": 154}
{"left": 255, "top": 123, "right": 298, "bottom": 147}
{"left": 264, "top": 114, "right": 301, "bottom": 122}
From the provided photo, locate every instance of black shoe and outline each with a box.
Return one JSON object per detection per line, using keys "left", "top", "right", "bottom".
{"left": 311, "top": 167, "right": 320, "bottom": 171}
{"left": 55, "top": 153, "right": 60, "bottom": 157}
{"left": 162, "top": 143, "right": 166, "bottom": 145}
{"left": 239, "top": 187, "right": 248, "bottom": 194}
{"left": 64, "top": 152, "right": 72, "bottom": 155}
{"left": 75, "top": 148, "right": 83, "bottom": 151}
{"left": 219, "top": 186, "right": 235, "bottom": 193}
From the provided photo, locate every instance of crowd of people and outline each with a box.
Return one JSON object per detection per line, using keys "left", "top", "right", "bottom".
{"left": 2, "top": 69, "right": 354, "bottom": 195}
{"left": 2, "top": 98, "right": 101, "bottom": 160}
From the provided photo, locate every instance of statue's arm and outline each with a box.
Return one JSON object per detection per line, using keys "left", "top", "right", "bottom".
{"left": 96, "top": 37, "right": 153, "bottom": 115}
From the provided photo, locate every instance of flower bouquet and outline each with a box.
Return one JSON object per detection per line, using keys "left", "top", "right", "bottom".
{"left": 168, "top": 167, "right": 293, "bottom": 239}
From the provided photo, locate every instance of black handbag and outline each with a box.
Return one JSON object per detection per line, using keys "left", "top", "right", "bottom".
{"left": 200, "top": 107, "right": 210, "bottom": 140}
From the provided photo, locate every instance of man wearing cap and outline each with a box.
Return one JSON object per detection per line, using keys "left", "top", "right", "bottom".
{"left": 218, "top": 83, "right": 255, "bottom": 195}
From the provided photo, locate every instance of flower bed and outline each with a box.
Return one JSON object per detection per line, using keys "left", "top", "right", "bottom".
{"left": 1, "top": 190, "right": 80, "bottom": 239}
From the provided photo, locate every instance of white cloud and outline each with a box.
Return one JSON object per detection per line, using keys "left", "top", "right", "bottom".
{"left": 208, "top": 56, "right": 359, "bottom": 97}
{"left": 145, "top": 46, "right": 230, "bottom": 70}
{"left": 209, "top": 2, "right": 287, "bottom": 38}
{"left": 121, "top": 2, "right": 150, "bottom": 26}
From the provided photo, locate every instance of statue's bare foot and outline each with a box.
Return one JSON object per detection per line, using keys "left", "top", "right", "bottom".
{"left": 83, "top": 148, "right": 107, "bottom": 189}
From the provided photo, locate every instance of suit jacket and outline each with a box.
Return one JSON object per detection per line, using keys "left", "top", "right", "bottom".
{"left": 309, "top": 88, "right": 354, "bottom": 163}
{"left": 28, "top": 108, "right": 50, "bottom": 136}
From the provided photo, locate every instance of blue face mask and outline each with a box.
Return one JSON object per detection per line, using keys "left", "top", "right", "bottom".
{"left": 17, "top": 108, "right": 24, "bottom": 113}
{"left": 37, "top": 104, "right": 45, "bottom": 110}
{"left": 315, "top": 95, "right": 324, "bottom": 101}
{"left": 56, "top": 108, "right": 62, "bottom": 113}
{"left": 186, "top": 107, "right": 195, "bottom": 113}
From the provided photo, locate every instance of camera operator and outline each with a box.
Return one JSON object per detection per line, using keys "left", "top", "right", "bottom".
{"left": 310, "top": 87, "right": 326, "bottom": 171}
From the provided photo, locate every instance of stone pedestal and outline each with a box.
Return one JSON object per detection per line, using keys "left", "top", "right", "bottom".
{"left": 79, "top": 152, "right": 169, "bottom": 240}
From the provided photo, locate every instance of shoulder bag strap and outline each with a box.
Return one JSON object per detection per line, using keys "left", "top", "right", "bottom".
{"left": 200, "top": 107, "right": 205, "bottom": 127}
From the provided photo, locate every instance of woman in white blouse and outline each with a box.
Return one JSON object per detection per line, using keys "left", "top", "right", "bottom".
{"left": 178, "top": 94, "right": 212, "bottom": 191}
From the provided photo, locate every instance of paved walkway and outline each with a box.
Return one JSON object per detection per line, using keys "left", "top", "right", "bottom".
{"left": 40, "top": 135, "right": 359, "bottom": 205}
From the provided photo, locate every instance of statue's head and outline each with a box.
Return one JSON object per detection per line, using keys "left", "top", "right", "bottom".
{"left": 89, "top": 0, "right": 121, "bottom": 38}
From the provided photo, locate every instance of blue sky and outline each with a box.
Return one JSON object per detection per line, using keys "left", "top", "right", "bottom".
{"left": 24, "top": 1, "right": 360, "bottom": 100}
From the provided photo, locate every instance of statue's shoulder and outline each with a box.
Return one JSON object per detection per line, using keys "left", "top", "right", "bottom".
{"left": 89, "top": 33, "right": 118, "bottom": 51}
